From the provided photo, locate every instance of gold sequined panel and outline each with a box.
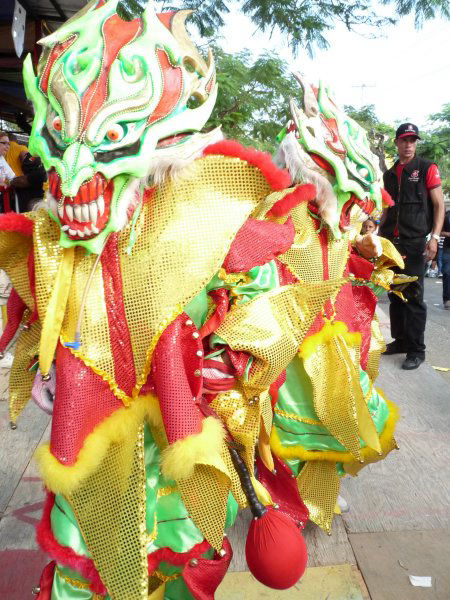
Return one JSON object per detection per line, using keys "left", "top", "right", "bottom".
{"left": 68, "top": 425, "right": 148, "bottom": 600}
{"left": 0, "top": 231, "right": 33, "bottom": 309}
{"left": 33, "top": 210, "right": 65, "bottom": 321}
{"left": 177, "top": 457, "right": 231, "bottom": 552}
{"left": 327, "top": 233, "right": 350, "bottom": 281}
{"left": 9, "top": 318, "right": 41, "bottom": 422}
{"left": 277, "top": 202, "right": 324, "bottom": 283}
{"left": 297, "top": 460, "right": 340, "bottom": 533}
{"left": 120, "top": 155, "right": 272, "bottom": 381}
{"left": 303, "top": 335, "right": 381, "bottom": 459}
{"left": 366, "top": 314, "right": 385, "bottom": 383}
{"left": 216, "top": 280, "right": 341, "bottom": 398}
{"left": 61, "top": 247, "right": 115, "bottom": 379}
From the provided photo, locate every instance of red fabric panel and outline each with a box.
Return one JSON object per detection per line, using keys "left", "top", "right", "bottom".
{"left": 0, "top": 288, "right": 26, "bottom": 353}
{"left": 223, "top": 217, "right": 295, "bottom": 274}
{"left": 255, "top": 455, "right": 309, "bottom": 525}
{"left": 269, "top": 369, "right": 286, "bottom": 407}
{"left": 151, "top": 312, "right": 204, "bottom": 444}
{"left": 245, "top": 507, "right": 307, "bottom": 590}
{"left": 81, "top": 15, "right": 141, "bottom": 129}
{"left": 351, "top": 285, "right": 377, "bottom": 371}
{"left": 274, "top": 259, "right": 298, "bottom": 285}
{"left": 183, "top": 537, "right": 232, "bottom": 600}
{"left": 101, "top": 234, "right": 136, "bottom": 396}
{"left": 50, "top": 343, "right": 122, "bottom": 465}
{"left": 203, "top": 140, "right": 292, "bottom": 190}
{"left": 148, "top": 49, "right": 183, "bottom": 124}
{"left": 348, "top": 251, "right": 375, "bottom": 280}
{"left": 35, "top": 561, "right": 56, "bottom": 600}
{"left": 267, "top": 184, "right": 316, "bottom": 218}
{"left": 199, "top": 288, "right": 229, "bottom": 339}
{"left": 36, "top": 492, "right": 107, "bottom": 595}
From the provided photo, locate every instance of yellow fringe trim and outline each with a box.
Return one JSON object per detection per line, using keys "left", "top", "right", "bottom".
{"left": 35, "top": 394, "right": 162, "bottom": 494}
{"left": 270, "top": 395, "right": 399, "bottom": 465}
{"left": 299, "top": 321, "right": 361, "bottom": 360}
{"left": 274, "top": 408, "right": 322, "bottom": 426}
{"left": 161, "top": 417, "right": 225, "bottom": 481}
{"left": 60, "top": 305, "right": 183, "bottom": 407}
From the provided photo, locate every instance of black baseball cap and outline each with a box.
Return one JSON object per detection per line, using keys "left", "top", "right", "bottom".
{"left": 395, "top": 123, "right": 421, "bottom": 140}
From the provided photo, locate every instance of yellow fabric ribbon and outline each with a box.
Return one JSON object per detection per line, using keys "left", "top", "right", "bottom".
{"left": 39, "top": 246, "right": 74, "bottom": 375}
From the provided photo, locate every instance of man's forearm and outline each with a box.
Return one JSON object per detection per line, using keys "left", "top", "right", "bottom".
{"left": 429, "top": 186, "right": 445, "bottom": 235}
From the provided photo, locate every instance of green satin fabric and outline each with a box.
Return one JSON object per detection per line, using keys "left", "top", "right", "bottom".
{"left": 51, "top": 566, "right": 109, "bottom": 600}
{"left": 51, "top": 496, "right": 90, "bottom": 558}
{"left": 274, "top": 355, "right": 390, "bottom": 454}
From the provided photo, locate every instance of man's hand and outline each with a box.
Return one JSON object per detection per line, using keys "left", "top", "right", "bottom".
{"left": 354, "top": 233, "right": 382, "bottom": 259}
{"left": 424, "top": 237, "right": 438, "bottom": 261}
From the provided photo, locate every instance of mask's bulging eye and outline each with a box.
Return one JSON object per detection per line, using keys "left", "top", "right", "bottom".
{"left": 53, "top": 116, "right": 62, "bottom": 132}
{"left": 106, "top": 125, "right": 124, "bottom": 142}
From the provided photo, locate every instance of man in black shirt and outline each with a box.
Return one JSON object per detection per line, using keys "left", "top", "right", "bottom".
{"left": 441, "top": 209, "right": 450, "bottom": 310}
{"left": 380, "top": 123, "right": 445, "bottom": 369}
{"left": 10, "top": 153, "right": 47, "bottom": 212}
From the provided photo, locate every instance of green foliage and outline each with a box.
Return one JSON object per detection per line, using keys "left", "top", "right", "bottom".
{"left": 155, "top": 1, "right": 449, "bottom": 54}
{"left": 205, "top": 47, "right": 299, "bottom": 151}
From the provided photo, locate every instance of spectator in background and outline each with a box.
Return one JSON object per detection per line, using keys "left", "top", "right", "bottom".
{"left": 6, "top": 133, "right": 28, "bottom": 176}
{"left": 9, "top": 153, "right": 47, "bottom": 212}
{"left": 0, "top": 132, "right": 16, "bottom": 184}
{"left": 361, "top": 217, "right": 378, "bottom": 235}
{"left": 441, "top": 209, "right": 450, "bottom": 310}
{"left": 379, "top": 122, "right": 445, "bottom": 370}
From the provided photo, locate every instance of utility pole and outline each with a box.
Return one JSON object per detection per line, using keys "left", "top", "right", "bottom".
{"left": 352, "top": 83, "right": 376, "bottom": 106}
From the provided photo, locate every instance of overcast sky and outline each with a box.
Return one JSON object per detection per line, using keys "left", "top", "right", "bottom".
{"left": 218, "top": 6, "right": 450, "bottom": 130}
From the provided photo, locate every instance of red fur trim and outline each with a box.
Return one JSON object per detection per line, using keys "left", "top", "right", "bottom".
{"left": 267, "top": 184, "right": 317, "bottom": 218}
{"left": 0, "top": 212, "right": 33, "bottom": 235}
{"left": 203, "top": 140, "right": 292, "bottom": 190}
{"left": 148, "top": 539, "right": 211, "bottom": 574}
{"left": 381, "top": 188, "right": 394, "bottom": 207}
{"left": 36, "top": 492, "right": 107, "bottom": 595}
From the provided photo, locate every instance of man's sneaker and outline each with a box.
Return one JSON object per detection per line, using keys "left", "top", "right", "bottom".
{"left": 384, "top": 341, "right": 406, "bottom": 355}
{"left": 444, "top": 300, "right": 450, "bottom": 310}
{"left": 401, "top": 355, "right": 425, "bottom": 370}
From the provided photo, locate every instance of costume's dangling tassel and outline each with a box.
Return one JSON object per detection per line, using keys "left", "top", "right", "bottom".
{"left": 228, "top": 446, "right": 308, "bottom": 590}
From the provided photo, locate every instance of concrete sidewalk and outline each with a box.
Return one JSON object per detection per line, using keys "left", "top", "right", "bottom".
{"left": 0, "top": 302, "right": 449, "bottom": 599}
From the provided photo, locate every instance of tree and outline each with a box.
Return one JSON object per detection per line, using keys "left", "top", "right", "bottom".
{"left": 154, "top": 0, "right": 450, "bottom": 54}
{"left": 419, "top": 104, "right": 450, "bottom": 196}
{"left": 205, "top": 47, "right": 300, "bottom": 151}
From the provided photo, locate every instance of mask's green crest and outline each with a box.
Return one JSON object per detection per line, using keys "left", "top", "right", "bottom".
{"left": 23, "top": 0, "right": 217, "bottom": 253}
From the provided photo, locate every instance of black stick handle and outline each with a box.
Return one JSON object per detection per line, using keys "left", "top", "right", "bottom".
{"left": 228, "top": 446, "right": 267, "bottom": 518}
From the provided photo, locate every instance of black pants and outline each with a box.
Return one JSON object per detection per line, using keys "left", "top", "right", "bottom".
{"left": 442, "top": 248, "right": 450, "bottom": 303}
{"left": 388, "top": 238, "right": 427, "bottom": 358}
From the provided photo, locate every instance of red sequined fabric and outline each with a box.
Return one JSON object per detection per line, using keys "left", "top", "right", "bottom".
{"left": 223, "top": 217, "right": 295, "bottom": 273}
{"left": 348, "top": 251, "right": 375, "bottom": 280}
{"left": 0, "top": 288, "right": 26, "bottom": 353}
{"left": 352, "top": 285, "right": 377, "bottom": 370}
{"left": 101, "top": 235, "right": 136, "bottom": 396}
{"left": 150, "top": 312, "right": 204, "bottom": 444}
{"left": 183, "top": 537, "right": 232, "bottom": 600}
{"left": 50, "top": 343, "right": 122, "bottom": 465}
{"left": 255, "top": 455, "right": 309, "bottom": 527}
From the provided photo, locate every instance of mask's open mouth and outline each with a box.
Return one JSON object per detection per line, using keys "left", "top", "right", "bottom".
{"left": 47, "top": 171, "right": 113, "bottom": 240}
{"left": 339, "top": 195, "right": 376, "bottom": 230}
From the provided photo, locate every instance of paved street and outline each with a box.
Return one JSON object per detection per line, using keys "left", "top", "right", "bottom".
{"left": 0, "top": 278, "right": 448, "bottom": 599}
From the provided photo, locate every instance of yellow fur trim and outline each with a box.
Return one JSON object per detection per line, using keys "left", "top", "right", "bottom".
{"left": 35, "top": 394, "right": 162, "bottom": 494}
{"left": 161, "top": 417, "right": 225, "bottom": 481}
{"left": 270, "top": 396, "right": 399, "bottom": 466}
{"left": 299, "top": 321, "right": 361, "bottom": 360}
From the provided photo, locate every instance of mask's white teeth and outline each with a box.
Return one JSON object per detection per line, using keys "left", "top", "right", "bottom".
{"left": 58, "top": 203, "right": 64, "bottom": 219}
{"left": 89, "top": 201, "right": 98, "bottom": 225}
{"left": 81, "top": 204, "right": 89, "bottom": 222}
{"left": 66, "top": 205, "right": 74, "bottom": 222}
{"left": 77, "top": 229, "right": 85, "bottom": 238}
{"left": 74, "top": 205, "right": 82, "bottom": 222}
{"left": 68, "top": 228, "right": 77, "bottom": 236}
{"left": 84, "top": 226, "right": 91, "bottom": 236}
{"left": 91, "top": 225, "right": 99, "bottom": 234}
{"left": 97, "top": 195, "right": 105, "bottom": 217}
{"left": 61, "top": 225, "right": 69, "bottom": 231}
